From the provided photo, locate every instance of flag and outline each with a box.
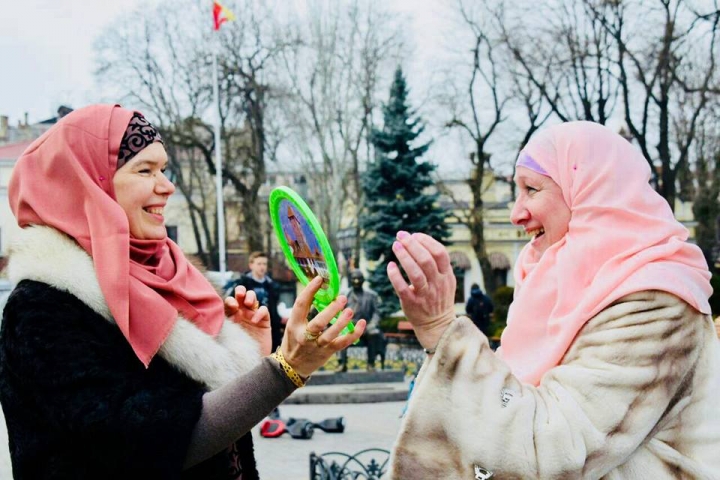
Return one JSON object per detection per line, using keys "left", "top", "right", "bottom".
{"left": 212, "top": 1, "right": 236, "bottom": 31}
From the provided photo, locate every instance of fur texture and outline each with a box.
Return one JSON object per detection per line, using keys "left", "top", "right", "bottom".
{"left": 390, "top": 292, "right": 720, "bottom": 479}
{"left": 0, "top": 226, "right": 263, "bottom": 479}
{"left": 7, "top": 225, "right": 261, "bottom": 390}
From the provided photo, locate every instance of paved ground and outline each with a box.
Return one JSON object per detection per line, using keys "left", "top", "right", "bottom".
{"left": 254, "top": 401, "right": 406, "bottom": 479}
{"left": 0, "top": 401, "right": 407, "bottom": 479}
{"left": 284, "top": 380, "right": 410, "bottom": 404}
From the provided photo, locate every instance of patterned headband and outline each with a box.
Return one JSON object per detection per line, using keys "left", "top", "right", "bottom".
{"left": 117, "top": 113, "right": 163, "bottom": 169}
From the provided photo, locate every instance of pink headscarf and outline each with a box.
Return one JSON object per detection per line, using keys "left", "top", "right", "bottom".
{"left": 499, "top": 121, "right": 712, "bottom": 386}
{"left": 8, "top": 104, "right": 224, "bottom": 367}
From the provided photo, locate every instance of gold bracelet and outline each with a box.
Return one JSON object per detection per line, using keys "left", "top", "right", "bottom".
{"left": 271, "top": 347, "right": 307, "bottom": 388}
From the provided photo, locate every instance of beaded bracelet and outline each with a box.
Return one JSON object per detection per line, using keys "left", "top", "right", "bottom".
{"left": 270, "top": 347, "right": 307, "bottom": 388}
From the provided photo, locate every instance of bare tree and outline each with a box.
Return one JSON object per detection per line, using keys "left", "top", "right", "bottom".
{"left": 279, "top": 0, "right": 403, "bottom": 266}
{"left": 586, "top": 0, "right": 720, "bottom": 208}
{"left": 95, "top": 0, "right": 291, "bottom": 268}
{"left": 690, "top": 105, "right": 720, "bottom": 268}
{"left": 507, "top": 74, "right": 555, "bottom": 201}
{"left": 163, "top": 138, "right": 217, "bottom": 267}
{"left": 437, "top": 0, "right": 513, "bottom": 294}
{"left": 499, "top": 0, "right": 619, "bottom": 124}
{"left": 219, "top": 6, "right": 298, "bottom": 253}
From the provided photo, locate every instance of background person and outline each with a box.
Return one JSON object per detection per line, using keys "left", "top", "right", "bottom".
{"left": 0, "top": 104, "right": 365, "bottom": 480}
{"left": 225, "top": 251, "right": 284, "bottom": 351}
{"left": 464, "top": 283, "right": 494, "bottom": 337}
{"left": 385, "top": 121, "right": 720, "bottom": 479}
{"left": 336, "top": 269, "right": 385, "bottom": 372}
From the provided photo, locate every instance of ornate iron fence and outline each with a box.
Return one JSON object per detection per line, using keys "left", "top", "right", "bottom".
{"left": 309, "top": 448, "right": 390, "bottom": 479}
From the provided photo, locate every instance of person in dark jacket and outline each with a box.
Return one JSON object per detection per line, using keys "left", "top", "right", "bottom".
{"left": 225, "top": 252, "right": 283, "bottom": 351}
{"left": 465, "top": 283, "right": 494, "bottom": 337}
{"left": 0, "top": 104, "right": 365, "bottom": 480}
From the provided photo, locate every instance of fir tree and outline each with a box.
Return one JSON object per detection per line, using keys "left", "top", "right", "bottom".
{"left": 362, "top": 67, "right": 451, "bottom": 318}
{"left": 692, "top": 150, "right": 720, "bottom": 272}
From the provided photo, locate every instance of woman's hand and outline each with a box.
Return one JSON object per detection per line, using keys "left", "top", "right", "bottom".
{"left": 387, "top": 231, "right": 457, "bottom": 351}
{"left": 224, "top": 286, "right": 272, "bottom": 356}
{"left": 281, "top": 276, "right": 366, "bottom": 378}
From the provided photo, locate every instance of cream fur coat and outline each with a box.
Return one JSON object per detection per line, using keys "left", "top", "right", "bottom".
{"left": 391, "top": 291, "right": 720, "bottom": 479}
{"left": 7, "top": 225, "right": 262, "bottom": 391}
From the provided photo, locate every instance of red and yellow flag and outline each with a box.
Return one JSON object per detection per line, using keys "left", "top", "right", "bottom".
{"left": 212, "top": 1, "right": 236, "bottom": 31}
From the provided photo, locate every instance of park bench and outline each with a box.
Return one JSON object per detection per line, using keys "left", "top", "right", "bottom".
{"left": 309, "top": 448, "right": 390, "bottom": 479}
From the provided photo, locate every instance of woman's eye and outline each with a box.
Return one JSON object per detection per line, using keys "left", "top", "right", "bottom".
{"left": 526, "top": 186, "right": 538, "bottom": 194}
{"left": 138, "top": 169, "right": 151, "bottom": 174}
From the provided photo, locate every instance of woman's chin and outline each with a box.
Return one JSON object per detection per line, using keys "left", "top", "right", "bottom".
{"left": 529, "top": 238, "right": 549, "bottom": 258}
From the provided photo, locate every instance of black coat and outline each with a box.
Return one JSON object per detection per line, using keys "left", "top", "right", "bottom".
{"left": 465, "top": 290, "right": 494, "bottom": 337}
{"left": 0, "top": 280, "right": 257, "bottom": 480}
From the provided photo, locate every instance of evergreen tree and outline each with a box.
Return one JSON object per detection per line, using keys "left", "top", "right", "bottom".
{"left": 361, "top": 67, "right": 451, "bottom": 318}
{"left": 692, "top": 150, "right": 720, "bottom": 272}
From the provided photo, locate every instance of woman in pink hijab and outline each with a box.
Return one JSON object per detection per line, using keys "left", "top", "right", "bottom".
{"left": 387, "top": 121, "right": 720, "bottom": 479}
{"left": 0, "top": 104, "right": 365, "bottom": 480}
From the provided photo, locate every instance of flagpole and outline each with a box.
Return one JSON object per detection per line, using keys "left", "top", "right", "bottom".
{"left": 212, "top": 48, "right": 227, "bottom": 274}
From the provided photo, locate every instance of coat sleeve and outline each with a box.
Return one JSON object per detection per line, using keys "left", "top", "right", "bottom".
{"left": 390, "top": 291, "right": 706, "bottom": 479}
{"left": 0, "top": 280, "right": 205, "bottom": 478}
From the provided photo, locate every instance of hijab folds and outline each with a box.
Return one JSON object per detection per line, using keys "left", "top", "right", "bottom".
{"left": 8, "top": 104, "right": 224, "bottom": 367}
{"left": 499, "top": 121, "right": 712, "bottom": 385}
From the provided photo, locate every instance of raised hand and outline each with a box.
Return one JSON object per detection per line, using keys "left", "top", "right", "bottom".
{"left": 281, "top": 276, "right": 366, "bottom": 378}
{"left": 224, "top": 285, "right": 272, "bottom": 356}
{"left": 387, "top": 231, "right": 457, "bottom": 351}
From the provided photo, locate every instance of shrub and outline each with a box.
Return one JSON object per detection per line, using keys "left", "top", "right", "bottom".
{"left": 379, "top": 316, "right": 401, "bottom": 333}
{"left": 490, "top": 286, "right": 515, "bottom": 337}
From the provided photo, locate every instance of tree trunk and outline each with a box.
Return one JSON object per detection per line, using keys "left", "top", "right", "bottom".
{"left": 468, "top": 162, "right": 497, "bottom": 295}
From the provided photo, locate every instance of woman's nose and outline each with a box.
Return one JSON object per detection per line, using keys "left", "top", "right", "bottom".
{"left": 156, "top": 173, "right": 176, "bottom": 195}
{"left": 510, "top": 198, "right": 528, "bottom": 225}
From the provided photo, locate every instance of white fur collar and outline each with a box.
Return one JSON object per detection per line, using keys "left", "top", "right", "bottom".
{"left": 7, "top": 225, "right": 261, "bottom": 390}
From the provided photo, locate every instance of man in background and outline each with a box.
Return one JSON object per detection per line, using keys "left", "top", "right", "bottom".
{"left": 465, "top": 283, "right": 494, "bottom": 337}
{"left": 337, "top": 269, "right": 384, "bottom": 372}
{"left": 225, "top": 252, "right": 283, "bottom": 351}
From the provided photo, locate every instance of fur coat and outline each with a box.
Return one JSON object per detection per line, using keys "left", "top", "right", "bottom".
{"left": 391, "top": 291, "right": 720, "bottom": 479}
{"left": 0, "top": 226, "right": 263, "bottom": 479}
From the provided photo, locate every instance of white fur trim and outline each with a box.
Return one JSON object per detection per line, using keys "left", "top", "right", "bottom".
{"left": 159, "top": 318, "right": 261, "bottom": 391}
{"left": 8, "top": 226, "right": 113, "bottom": 321}
{"left": 8, "top": 225, "right": 261, "bottom": 390}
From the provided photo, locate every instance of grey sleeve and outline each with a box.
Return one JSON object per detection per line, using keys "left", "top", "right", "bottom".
{"left": 183, "top": 356, "right": 297, "bottom": 468}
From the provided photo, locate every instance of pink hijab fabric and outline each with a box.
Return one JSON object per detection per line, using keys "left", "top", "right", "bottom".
{"left": 499, "top": 121, "right": 712, "bottom": 386}
{"left": 8, "top": 104, "right": 224, "bottom": 367}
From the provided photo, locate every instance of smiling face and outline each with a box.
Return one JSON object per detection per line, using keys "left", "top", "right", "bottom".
{"left": 511, "top": 166, "right": 571, "bottom": 258}
{"left": 113, "top": 142, "right": 175, "bottom": 240}
{"left": 249, "top": 254, "right": 269, "bottom": 279}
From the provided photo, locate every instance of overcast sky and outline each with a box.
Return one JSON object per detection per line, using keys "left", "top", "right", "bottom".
{"left": 1, "top": 0, "right": 142, "bottom": 123}
{"left": 0, "top": 0, "right": 449, "bottom": 125}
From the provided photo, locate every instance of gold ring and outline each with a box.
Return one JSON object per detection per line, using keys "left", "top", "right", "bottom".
{"left": 253, "top": 300, "right": 260, "bottom": 310}
{"left": 304, "top": 329, "right": 320, "bottom": 342}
